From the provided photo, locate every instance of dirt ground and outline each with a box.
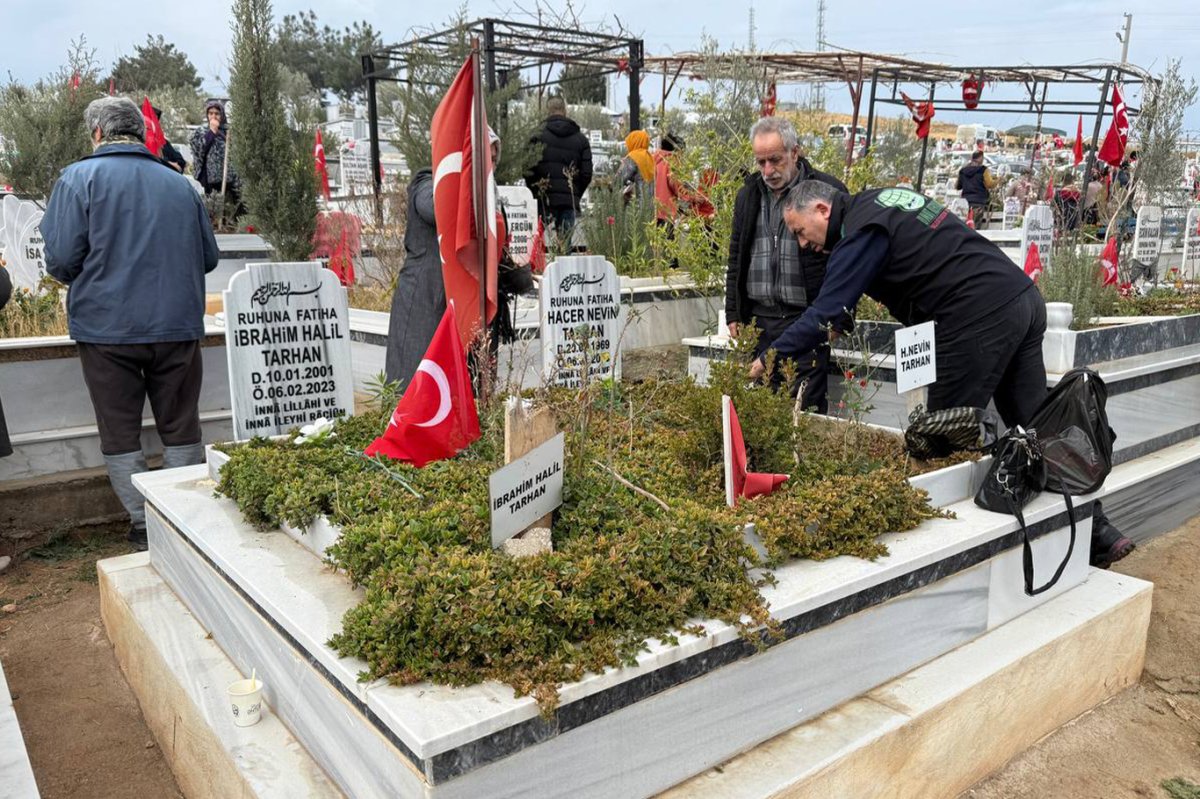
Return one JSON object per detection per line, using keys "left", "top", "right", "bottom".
{"left": 963, "top": 516, "right": 1200, "bottom": 799}
{"left": 0, "top": 534, "right": 182, "bottom": 799}
{"left": 0, "top": 517, "right": 1196, "bottom": 799}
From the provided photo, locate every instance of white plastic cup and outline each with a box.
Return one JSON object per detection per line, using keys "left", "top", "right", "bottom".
{"left": 228, "top": 677, "right": 264, "bottom": 727}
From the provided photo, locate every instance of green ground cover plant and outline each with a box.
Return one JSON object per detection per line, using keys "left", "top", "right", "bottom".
{"left": 216, "top": 356, "right": 950, "bottom": 713}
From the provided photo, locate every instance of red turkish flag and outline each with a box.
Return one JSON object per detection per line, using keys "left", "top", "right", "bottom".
{"left": 966, "top": 207, "right": 976, "bottom": 229}
{"left": 962, "top": 75, "right": 981, "bottom": 109}
{"left": 141, "top": 98, "right": 166, "bottom": 157}
{"left": 314, "top": 129, "right": 331, "bottom": 200}
{"left": 328, "top": 227, "right": 355, "bottom": 287}
{"left": 1073, "top": 115, "right": 1084, "bottom": 166}
{"left": 431, "top": 56, "right": 498, "bottom": 347}
{"left": 1045, "top": 171, "right": 1055, "bottom": 202}
{"left": 1024, "top": 242, "right": 1044, "bottom": 283}
{"left": 723, "top": 396, "right": 788, "bottom": 506}
{"left": 761, "top": 81, "right": 777, "bottom": 117}
{"left": 900, "top": 92, "right": 935, "bottom": 139}
{"left": 365, "top": 303, "right": 480, "bottom": 467}
{"left": 1098, "top": 85, "right": 1130, "bottom": 167}
{"left": 529, "top": 216, "right": 547, "bottom": 274}
{"left": 1099, "top": 237, "right": 1119, "bottom": 286}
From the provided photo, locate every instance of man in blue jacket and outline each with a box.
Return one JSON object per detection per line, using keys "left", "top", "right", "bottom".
{"left": 43, "top": 96, "right": 220, "bottom": 551}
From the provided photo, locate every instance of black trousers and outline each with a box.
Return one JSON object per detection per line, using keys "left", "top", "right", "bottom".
{"left": 926, "top": 288, "right": 1047, "bottom": 429}
{"left": 77, "top": 341, "right": 204, "bottom": 455}
{"left": 753, "top": 315, "right": 830, "bottom": 414}
{"left": 0, "top": 392, "right": 11, "bottom": 457}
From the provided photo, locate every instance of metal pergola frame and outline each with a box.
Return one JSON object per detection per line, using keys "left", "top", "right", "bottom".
{"left": 361, "top": 18, "right": 645, "bottom": 200}
{"left": 643, "top": 50, "right": 1157, "bottom": 191}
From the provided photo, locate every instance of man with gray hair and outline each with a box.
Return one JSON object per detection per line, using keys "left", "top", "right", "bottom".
{"left": 42, "top": 96, "right": 220, "bottom": 551}
{"left": 726, "top": 116, "right": 847, "bottom": 412}
{"left": 766, "top": 179, "right": 1133, "bottom": 569}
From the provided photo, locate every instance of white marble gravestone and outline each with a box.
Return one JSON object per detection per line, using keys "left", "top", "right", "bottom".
{"left": 223, "top": 261, "right": 354, "bottom": 440}
{"left": 540, "top": 255, "right": 624, "bottom": 387}
{"left": 948, "top": 197, "right": 970, "bottom": 222}
{"left": 498, "top": 185, "right": 538, "bottom": 267}
{"left": 1003, "top": 197, "right": 1021, "bottom": 230}
{"left": 1132, "top": 205, "right": 1163, "bottom": 270}
{"left": 1020, "top": 203, "right": 1054, "bottom": 268}
{"left": 0, "top": 196, "right": 46, "bottom": 291}
{"left": 1183, "top": 207, "right": 1200, "bottom": 281}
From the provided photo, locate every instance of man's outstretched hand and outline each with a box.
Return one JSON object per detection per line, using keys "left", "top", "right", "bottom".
{"left": 748, "top": 357, "right": 766, "bottom": 380}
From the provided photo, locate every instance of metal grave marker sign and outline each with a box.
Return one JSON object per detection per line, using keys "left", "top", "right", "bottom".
{"left": 489, "top": 432, "right": 565, "bottom": 547}
{"left": 1020, "top": 203, "right": 1054, "bottom": 267}
{"left": 223, "top": 261, "right": 354, "bottom": 440}
{"left": 498, "top": 185, "right": 538, "bottom": 267}
{"left": 540, "top": 255, "right": 625, "bottom": 387}
{"left": 1132, "top": 205, "right": 1163, "bottom": 269}
{"left": 1183, "top": 207, "right": 1200, "bottom": 281}
{"left": 894, "top": 322, "right": 937, "bottom": 394}
{"left": 1003, "top": 197, "right": 1021, "bottom": 230}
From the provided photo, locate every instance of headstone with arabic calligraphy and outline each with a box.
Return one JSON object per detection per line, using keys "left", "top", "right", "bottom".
{"left": 1183, "top": 207, "right": 1200, "bottom": 281}
{"left": 223, "top": 261, "right": 354, "bottom": 440}
{"left": 1003, "top": 197, "right": 1021, "bottom": 230}
{"left": 0, "top": 196, "right": 47, "bottom": 292}
{"left": 1132, "top": 205, "right": 1162, "bottom": 270}
{"left": 498, "top": 185, "right": 538, "bottom": 267}
{"left": 539, "top": 255, "right": 624, "bottom": 388}
{"left": 1020, "top": 203, "right": 1054, "bottom": 268}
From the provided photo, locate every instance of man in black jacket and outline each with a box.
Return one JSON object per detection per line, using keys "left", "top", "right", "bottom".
{"left": 955, "top": 151, "right": 995, "bottom": 229}
{"left": 726, "top": 116, "right": 847, "bottom": 412}
{"left": 525, "top": 96, "right": 593, "bottom": 235}
{"left": 764, "top": 180, "right": 1137, "bottom": 569}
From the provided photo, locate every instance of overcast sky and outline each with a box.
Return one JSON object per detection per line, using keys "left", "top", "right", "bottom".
{"left": 4, "top": 0, "right": 1198, "bottom": 131}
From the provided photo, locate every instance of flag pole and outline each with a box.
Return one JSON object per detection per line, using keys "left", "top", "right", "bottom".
{"left": 469, "top": 39, "right": 489, "bottom": 357}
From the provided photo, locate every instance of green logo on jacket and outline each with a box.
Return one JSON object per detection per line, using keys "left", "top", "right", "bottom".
{"left": 874, "top": 188, "right": 927, "bottom": 212}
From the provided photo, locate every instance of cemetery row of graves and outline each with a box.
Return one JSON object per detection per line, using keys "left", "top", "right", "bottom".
{"left": 1, "top": 29, "right": 1199, "bottom": 799}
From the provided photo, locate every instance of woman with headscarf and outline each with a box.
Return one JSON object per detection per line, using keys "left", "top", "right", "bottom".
{"left": 618, "top": 129, "right": 655, "bottom": 201}
{"left": 189, "top": 99, "right": 243, "bottom": 218}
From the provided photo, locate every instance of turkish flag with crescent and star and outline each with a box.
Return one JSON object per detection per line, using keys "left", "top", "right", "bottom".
{"left": 314, "top": 128, "right": 331, "bottom": 200}
{"left": 141, "top": 98, "right": 166, "bottom": 157}
{"left": 431, "top": 56, "right": 499, "bottom": 347}
{"left": 1100, "top": 237, "right": 1120, "bottom": 286}
{"left": 1098, "top": 85, "right": 1130, "bottom": 167}
{"left": 365, "top": 302, "right": 480, "bottom": 467}
{"left": 900, "top": 92, "right": 935, "bottom": 139}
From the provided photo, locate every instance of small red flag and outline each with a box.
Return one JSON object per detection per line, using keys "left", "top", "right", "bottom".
{"left": 1045, "top": 172, "right": 1055, "bottom": 202}
{"left": 530, "top": 216, "right": 547, "bottom": 274}
{"left": 901, "top": 92, "right": 935, "bottom": 139}
{"left": 1098, "top": 85, "right": 1130, "bottom": 167}
{"left": 723, "top": 396, "right": 789, "bottom": 507}
{"left": 962, "top": 74, "right": 982, "bottom": 109}
{"left": 327, "top": 226, "right": 355, "bottom": 287}
{"left": 966, "top": 207, "right": 976, "bottom": 229}
{"left": 365, "top": 303, "right": 480, "bottom": 467}
{"left": 140, "top": 98, "right": 166, "bottom": 157}
{"left": 431, "top": 56, "right": 499, "bottom": 347}
{"left": 761, "top": 81, "right": 777, "bottom": 117}
{"left": 1073, "top": 115, "right": 1084, "bottom": 166}
{"left": 1099, "top": 237, "right": 1119, "bottom": 286}
{"left": 314, "top": 129, "right": 331, "bottom": 200}
{"left": 108, "top": 78, "right": 114, "bottom": 96}
{"left": 1024, "top": 243, "right": 1044, "bottom": 283}
{"left": 69, "top": 71, "right": 80, "bottom": 91}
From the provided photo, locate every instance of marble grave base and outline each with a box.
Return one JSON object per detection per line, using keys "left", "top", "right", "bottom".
{"left": 127, "top": 460, "right": 1096, "bottom": 798}
{"left": 0, "top": 653, "right": 40, "bottom": 798}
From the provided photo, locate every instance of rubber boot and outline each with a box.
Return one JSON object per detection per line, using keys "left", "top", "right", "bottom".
{"left": 162, "top": 442, "right": 205, "bottom": 470}
{"left": 104, "top": 451, "right": 148, "bottom": 551}
{"left": 1090, "top": 501, "right": 1135, "bottom": 569}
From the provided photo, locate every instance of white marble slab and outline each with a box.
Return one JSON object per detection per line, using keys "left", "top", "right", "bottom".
{"left": 986, "top": 513, "right": 1093, "bottom": 629}
{"left": 99, "top": 553, "right": 343, "bottom": 799}
{"left": 145, "top": 516, "right": 423, "bottom": 797}
{"left": 660, "top": 568, "right": 1152, "bottom": 799}
{"left": 136, "top": 461, "right": 1091, "bottom": 771}
{"left": 0, "top": 654, "right": 40, "bottom": 799}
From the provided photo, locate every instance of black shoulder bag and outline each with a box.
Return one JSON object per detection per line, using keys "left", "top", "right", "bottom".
{"left": 974, "top": 427, "right": 1077, "bottom": 596}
